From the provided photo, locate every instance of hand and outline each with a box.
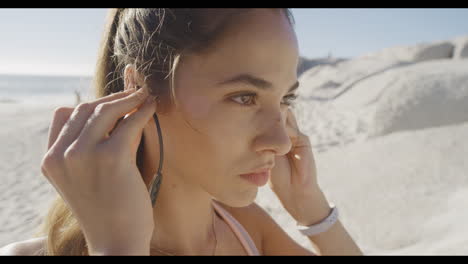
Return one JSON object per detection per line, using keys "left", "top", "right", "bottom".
{"left": 40, "top": 87, "right": 157, "bottom": 253}
{"left": 268, "top": 108, "right": 330, "bottom": 225}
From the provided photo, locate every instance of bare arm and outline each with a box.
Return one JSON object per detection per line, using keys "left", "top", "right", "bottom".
{"left": 300, "top": 190, "right": 363, "bottom": 256}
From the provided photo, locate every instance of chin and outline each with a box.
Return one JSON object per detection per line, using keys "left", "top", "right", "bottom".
{"left": 215, "top": 187, "right": 258, "bottom": 208}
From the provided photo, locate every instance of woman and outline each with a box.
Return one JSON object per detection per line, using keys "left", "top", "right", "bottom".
{"left": 0, "top": 8, "right": 362, "bottom": 255}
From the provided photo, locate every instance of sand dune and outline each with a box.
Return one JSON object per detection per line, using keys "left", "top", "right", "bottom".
{"left": 296, "top": 35, "right": 468, "bottom": 152}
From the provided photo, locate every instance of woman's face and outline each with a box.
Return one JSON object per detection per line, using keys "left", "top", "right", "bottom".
{"left": 157, "top": 9, "right": 299, "bottom": 207}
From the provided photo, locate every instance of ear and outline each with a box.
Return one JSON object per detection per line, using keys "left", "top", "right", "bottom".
{"left": 124, "top": 64, "right": 146, "bottom": 91}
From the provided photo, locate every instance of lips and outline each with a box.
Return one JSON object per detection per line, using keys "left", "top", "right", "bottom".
{"left": 240, "top": 168, "right": 271, "bottom": 187}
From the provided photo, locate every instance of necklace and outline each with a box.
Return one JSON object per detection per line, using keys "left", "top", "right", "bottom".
{"left": 151, "top": 207, "right": 218, "bottom": 256}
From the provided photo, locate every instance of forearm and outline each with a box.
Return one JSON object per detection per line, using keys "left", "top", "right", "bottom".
{"left": 298, "top": 190, "right": 363, "bottom": 256}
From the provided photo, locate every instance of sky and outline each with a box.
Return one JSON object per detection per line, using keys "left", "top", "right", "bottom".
{"left": 0, "top": 8, "right": 467, "bottom": 77}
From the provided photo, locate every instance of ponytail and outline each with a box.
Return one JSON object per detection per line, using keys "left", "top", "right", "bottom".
{"left": 94, "top": 8, "right": 125, "bottom": 98}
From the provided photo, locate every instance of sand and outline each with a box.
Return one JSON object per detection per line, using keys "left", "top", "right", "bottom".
{"left": 1, "top": 35, "right": 468, "bottom": 255}
{"left": 0, "top": 95, "right": 77, "bottom": 249}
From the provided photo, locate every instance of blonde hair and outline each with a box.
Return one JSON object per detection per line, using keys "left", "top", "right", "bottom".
{"left": 34, "top": 8, "right": 294, "bottom": 255}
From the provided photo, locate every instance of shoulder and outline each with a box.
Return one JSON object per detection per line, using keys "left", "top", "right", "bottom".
{"left": 218, "top": 202, "right": 316, "bottom": 256}
{"left": 0, "top": 236, "right": 47, "bottom": 256}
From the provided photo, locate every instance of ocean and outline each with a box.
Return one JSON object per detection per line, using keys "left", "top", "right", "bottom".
{"left": 0, "top": 74, "right": 94, "bottom": 106}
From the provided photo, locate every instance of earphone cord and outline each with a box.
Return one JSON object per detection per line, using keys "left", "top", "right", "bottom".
{"left": 148, "top": 108, "right": 218, "bottom": 255}
{"left": 149, "top": 111, "right": 164, "bottom": 207}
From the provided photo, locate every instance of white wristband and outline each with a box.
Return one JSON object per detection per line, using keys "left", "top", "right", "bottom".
{"left": 296, "top": 205, "right": 339, "bottom": 236}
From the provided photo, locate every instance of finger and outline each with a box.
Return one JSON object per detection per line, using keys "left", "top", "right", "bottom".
{"left": 286, "top": 108, "right": 300, "bottom": 131}
{"left": 76, "top": 87, "right": 150, "bottom": 148}
{"left": 48, "top": 91, "right": 132, "bottom": 155}
{"left": 47, "top": 107, "right": 74, "bottom": 150}
{"left": 105, "top": 96, "right": 157, "bottom": 153}
{"left": 285, "top": 109, "right": 300, "bottom": 144}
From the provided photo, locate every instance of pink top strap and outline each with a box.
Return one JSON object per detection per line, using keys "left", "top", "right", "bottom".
{"left": 212, "top": 200, "right": 260, "bottom": 256}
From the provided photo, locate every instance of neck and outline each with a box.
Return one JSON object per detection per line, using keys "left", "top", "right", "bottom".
{"left": 149, "top": 170, "right": 219, "bottom": 255}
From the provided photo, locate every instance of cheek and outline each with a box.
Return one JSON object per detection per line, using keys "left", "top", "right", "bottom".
{"left": 176, "top": 95, "right": 234, "bottom": 154}
{"left": 178, "top": 93, "right": 253, "bottom": 151}
{"left": 180, "top": 94, "right": 238, "bottom": 137}
{"left": 182, "top": 94, "right": 214, "bottom": 120}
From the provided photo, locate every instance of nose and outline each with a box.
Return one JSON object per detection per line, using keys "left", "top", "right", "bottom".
{"left": 253, "top": 109, "right": 293, "bottom": 157}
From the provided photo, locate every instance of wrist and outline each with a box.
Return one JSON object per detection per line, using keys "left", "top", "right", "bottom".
{"left": 295, "top": 189, "right": 333, "bottom": 226}
{"left": 297, "top": 205, "right": 339, "bottom": 237}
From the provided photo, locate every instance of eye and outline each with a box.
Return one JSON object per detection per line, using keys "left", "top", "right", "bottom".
{"left": 230, "top": 93, "right": 298, "bottom": 107}
{"left": 231, "top": 93, "right": 257, "bottom": 106}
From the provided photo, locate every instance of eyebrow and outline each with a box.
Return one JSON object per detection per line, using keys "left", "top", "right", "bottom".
{"left": 218, "top": 73, "right": 299, "bottom": 93}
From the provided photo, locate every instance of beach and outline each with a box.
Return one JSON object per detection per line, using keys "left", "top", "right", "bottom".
{"left": 0, "top": 96, "right": 78, "bottom": 248}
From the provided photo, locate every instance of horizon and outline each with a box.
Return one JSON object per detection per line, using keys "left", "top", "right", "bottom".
{"left": 0, "top": 72, "right": 94, "bottom": 78}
